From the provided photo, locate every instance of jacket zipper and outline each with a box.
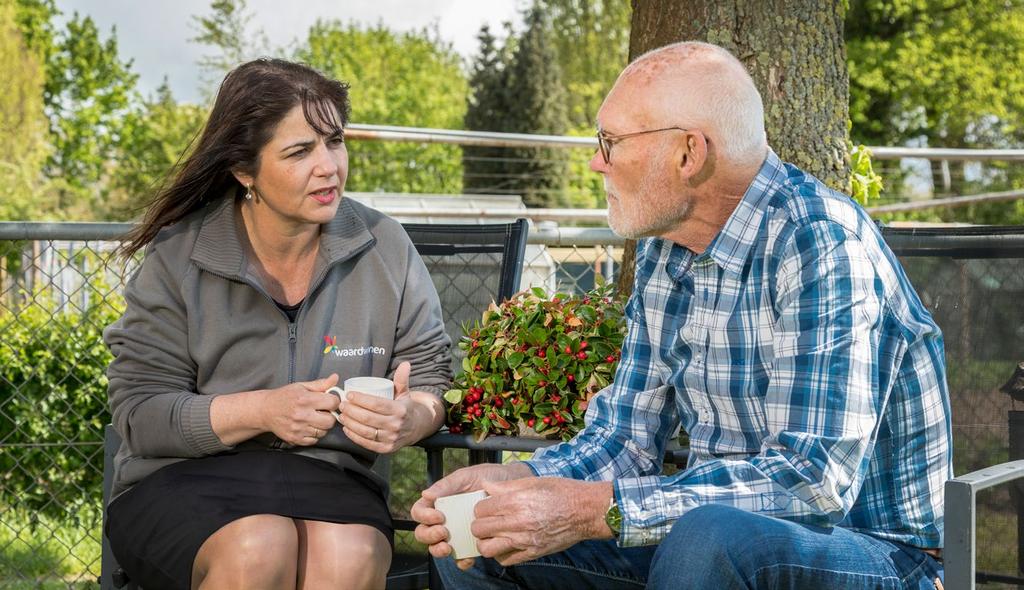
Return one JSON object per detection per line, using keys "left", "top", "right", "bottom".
{"left": 288, "top": 322, "right": 298, "bottom": 384}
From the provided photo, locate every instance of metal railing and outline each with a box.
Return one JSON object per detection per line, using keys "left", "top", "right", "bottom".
{"left": 342, "top": 124, "right": 1024, "bottom": 215}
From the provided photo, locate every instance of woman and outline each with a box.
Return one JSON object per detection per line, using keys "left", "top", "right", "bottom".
{"left": 104, "top": 58, "right": 451, "bottom": 590}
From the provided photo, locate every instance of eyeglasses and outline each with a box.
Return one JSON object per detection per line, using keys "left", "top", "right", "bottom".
{"left": 596, "top": 126, "right": 688, "bottom": 164}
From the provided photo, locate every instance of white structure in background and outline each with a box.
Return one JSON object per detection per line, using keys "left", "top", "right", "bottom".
{"left": 347, "top": 192, "right": 557, "bottom": 294}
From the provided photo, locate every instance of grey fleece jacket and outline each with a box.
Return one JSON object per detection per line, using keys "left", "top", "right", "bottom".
{"left": 104, "top": 196, "right": 452, "bottom": 499}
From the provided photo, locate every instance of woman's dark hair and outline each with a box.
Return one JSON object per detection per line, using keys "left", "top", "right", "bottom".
{"left": 119, "top": 58, "right": 351, "bottom": 258}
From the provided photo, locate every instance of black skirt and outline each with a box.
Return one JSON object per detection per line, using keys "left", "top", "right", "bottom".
{"left": 105, "top": 450, "right": 393, "bottom": 590}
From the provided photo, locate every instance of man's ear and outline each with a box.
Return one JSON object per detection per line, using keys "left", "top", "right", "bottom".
{"left": 678, "top": 131, "right": 708, "bottom": 180}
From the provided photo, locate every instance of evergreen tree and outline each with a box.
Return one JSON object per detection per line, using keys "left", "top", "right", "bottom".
{"left": 464, "top": 9, "right": 568, "bottom": 208}
{"left": 462, "top": 25, "right": 515, "bottom": 198}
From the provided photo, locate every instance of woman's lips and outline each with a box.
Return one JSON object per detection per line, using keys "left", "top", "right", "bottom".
{"left": 310, "top": 188, "right": 336, "bottom": 204}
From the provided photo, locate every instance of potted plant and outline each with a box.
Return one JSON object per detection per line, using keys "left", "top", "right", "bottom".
{"left": 443, "top": 282, "right": 626, "bottom": 441}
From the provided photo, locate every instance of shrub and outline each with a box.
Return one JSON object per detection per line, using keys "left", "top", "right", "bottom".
{"left": 0, "top": 286, "right": 123, "bottom": 517}
{"left": 444, "top": 283, "right": 626, "bottom": 441}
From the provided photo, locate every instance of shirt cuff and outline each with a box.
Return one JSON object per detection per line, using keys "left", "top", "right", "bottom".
{"left": 615, "top": 475, "right": 675, "bottom": 547}
{"left": 522, "top": 458, "right": 567, "bottom": 478}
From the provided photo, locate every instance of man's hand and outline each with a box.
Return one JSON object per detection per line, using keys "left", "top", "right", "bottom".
{"left": 412, "top": 462, "right": 533, "bottom": 569}
{"left": 473, "top": 477, "right": 614, "bottom": 566}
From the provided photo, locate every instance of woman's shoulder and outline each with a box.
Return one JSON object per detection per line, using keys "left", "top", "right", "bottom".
{"left": 141, "top": 202, "right": 216, "bottom": 271}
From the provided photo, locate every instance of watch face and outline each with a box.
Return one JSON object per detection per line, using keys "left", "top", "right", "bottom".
{"left": 605, "top": 503, "right": 623, "bottom": 535}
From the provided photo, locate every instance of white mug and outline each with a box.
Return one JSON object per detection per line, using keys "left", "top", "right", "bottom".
{"left": 435, "top": 490, "right": 488, "bottom": 559}
{"left": 327, "top": 376, "right": 395, "bottom": 418}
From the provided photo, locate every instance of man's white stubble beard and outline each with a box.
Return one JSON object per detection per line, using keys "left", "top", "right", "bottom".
{"left": 604, "top": 171, "right": 687, "bottom": 240}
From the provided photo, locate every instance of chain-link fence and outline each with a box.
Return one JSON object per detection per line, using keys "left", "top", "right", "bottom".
{"left": 1, "top": 222, "right": 1023, "bottom": 587}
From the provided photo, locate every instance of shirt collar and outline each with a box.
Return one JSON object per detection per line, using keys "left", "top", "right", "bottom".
{"left": 701, "top": 149, "right": 786, "bottom": 276}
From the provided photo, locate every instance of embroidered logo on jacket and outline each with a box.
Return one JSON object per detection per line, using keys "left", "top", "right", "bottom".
{"left": 322, "top": 335, "right": 386, "bottom": 357}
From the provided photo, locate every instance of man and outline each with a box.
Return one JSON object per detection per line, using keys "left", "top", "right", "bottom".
{"left": 413, "top": 41, "right": 950, "bottom": 589}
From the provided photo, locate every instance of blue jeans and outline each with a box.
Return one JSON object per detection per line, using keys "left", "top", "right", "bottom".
{"left": 435, "top": 504, "right": 943, "bottom": 589}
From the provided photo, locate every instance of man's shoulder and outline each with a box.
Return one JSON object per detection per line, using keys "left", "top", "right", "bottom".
{"left": 769, "top": 162, "right": 874, "bottom": 243}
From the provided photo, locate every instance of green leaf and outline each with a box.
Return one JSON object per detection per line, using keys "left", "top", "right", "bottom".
{"left": 576, "top": 305, "right": 597, "bottom": 323}
{"left": 507, "top": 351, "right": 525, "bottom": 369}
{"left": 444, "top": 389, "right": 464, "bottom": 404}
{"left": 531, "top": 286, "right": 547, "bottom": 298}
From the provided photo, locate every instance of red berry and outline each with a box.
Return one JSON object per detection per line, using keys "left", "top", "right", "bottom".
{"left": 583, "top": 297, "right": 591, "bottom": 304}
{"left": 474, "top": 364, "right": 482, "bottom": 371}
{"left": 551, "top": 394, "right": 561, "bottom": 402}
{"left": 567, "top": 375, "right": 575, "bottom": 382}
{"left": 474, "top": 408, "right": 483, "bottom": 417}
{"left": 472, "top": 340, "right": 480, "bottom": 348}
{"left": 580, "top": 341, "right": 588, "bottom": 349}
{"left": 494, "top": 398, "right": 503, "bottom": 407}
{"left": 538, "top": 350, "right": 546, "bottom": 358}
{"left": 538, "top": 380, "right": 547, "bottom": 387}
{"left": 449, "top": 425, "right": 462, "bottom": 434}
{"left": 511, "top": 397, "right": 519, "bottom": 404}
{"left": 606, "top": 355, "right": 615, "bottom": 363}
{"left": 489, "top": 412, "right": 497, "bottom": 419}
{"left": 543, "top": 416, "right": 552, "bottom": 425}
{"left": 527, "top": 418, "right": 536, "bottom": 427}
{"left": 557, "top": 414, "right": 566, "bottom": 423}
{"left": 564, "top": 346, "right": 572, "bottom": 354}
{"left": 576, "top": 352, "right": 587, "bottom": 360}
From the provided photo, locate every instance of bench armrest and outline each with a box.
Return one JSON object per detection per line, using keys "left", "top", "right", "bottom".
{"left": 944, "top": 459, "right": 1024, "bottom": 590}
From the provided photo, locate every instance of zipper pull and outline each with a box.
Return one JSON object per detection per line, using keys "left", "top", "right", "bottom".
{"left": 288, "top": 323, "right": 297, "bottom": 343}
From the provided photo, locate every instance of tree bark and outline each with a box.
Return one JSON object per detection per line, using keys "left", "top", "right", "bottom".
{"left": 618, "top": 0, "right": 849, "bottom": 298}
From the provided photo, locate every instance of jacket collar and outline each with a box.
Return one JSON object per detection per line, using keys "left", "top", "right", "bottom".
{"left": 191, "top": 195, "right": 375, "bottom": 280}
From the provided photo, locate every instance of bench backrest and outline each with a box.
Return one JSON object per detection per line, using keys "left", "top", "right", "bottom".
{"left": 883, "top": 225, "right": 1024, "bottom": 582}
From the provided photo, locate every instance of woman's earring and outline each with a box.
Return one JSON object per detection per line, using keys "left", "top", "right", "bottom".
{"left": 244, "top": 184, "right": 254, "bottom": 201}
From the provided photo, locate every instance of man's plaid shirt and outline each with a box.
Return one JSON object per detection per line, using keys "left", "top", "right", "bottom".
{"left": 526, "top": 150, "right": 952, "bottom": 549}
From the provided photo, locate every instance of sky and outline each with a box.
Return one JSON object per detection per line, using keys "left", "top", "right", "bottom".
{"left": 53, "top": 0, "right": 523, "bottom": 104}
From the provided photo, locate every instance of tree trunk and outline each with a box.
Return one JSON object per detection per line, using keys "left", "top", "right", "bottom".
{"left": 618, "top": 0, "right": 849, "bottom": 298}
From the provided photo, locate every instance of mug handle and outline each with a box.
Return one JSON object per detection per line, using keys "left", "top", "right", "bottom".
{"left": 326, "top": 386, "right": 346, "bottom": 419}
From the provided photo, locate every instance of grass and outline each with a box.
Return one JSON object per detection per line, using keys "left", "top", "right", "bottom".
{"left": 0, "top": 504, "right": 100, "bottom": 589}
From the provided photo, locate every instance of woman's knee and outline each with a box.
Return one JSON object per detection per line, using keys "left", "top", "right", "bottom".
{"left": 194, "top": 514, "right": 299, "bottom": 587}
{"left": 298, "top": 521, "right": 391, "bottom": 589}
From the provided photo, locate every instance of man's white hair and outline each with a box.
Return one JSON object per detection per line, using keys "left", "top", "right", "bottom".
{"left": 630, "top": 41, "right": 767, "bottom": 166}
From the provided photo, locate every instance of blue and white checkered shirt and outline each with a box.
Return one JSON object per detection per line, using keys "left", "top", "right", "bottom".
{"left": 526, "top": 150, "right": 952, "bottom": 549}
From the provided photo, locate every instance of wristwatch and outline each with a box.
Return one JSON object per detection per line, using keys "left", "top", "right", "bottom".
{"left": 604, "top": 496, "right": 623, "bottom": 538}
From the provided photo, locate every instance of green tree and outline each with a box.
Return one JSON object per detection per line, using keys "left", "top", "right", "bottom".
{"left": 464, "top": 8, "right": 569, "bottom": 208}
{"left": 190, "top": 0, "right": 268, "bottom": 98}
{"left": 0, "top": 0, "right": 51, "bottom": 220}
{"left": 847, "top": 0, "right": 1024, "bottom": 223}
{"left": 40, "top": 12, "right": 138, "bottom": 218}
{"left": 297, "top": 21, "right": 468, "bottom": 194}
{"left": 462, "top": 25, "right": 515, "bottom": 199}
{"left": 106, "top": 82, "right": 207, "bottom": 221}
{"left": 534, "top": 0, "right": 631, "bottom": 131}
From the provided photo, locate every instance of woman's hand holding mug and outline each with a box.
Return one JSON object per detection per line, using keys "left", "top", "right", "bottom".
{"left": 333, "top": 362, "right": 427, "bottom": 453}
{"left": 260, "top": 374, "right": 341, "bottom": 446}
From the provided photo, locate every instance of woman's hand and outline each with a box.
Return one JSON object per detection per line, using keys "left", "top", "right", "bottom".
{"left": 259, "top": 374, "right": 341, "bottom": 446}
{"left": 337, "top": 361, "right": 444, "bottom": 453}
